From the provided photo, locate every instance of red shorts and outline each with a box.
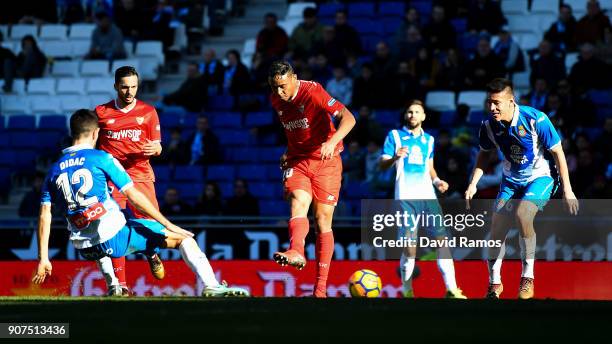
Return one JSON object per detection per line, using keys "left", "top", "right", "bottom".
{"left": 283, "top": 155, "right": 342, "bottom": 206}
{"left": 111, "top": 180, "right": 159, "bottom": 219}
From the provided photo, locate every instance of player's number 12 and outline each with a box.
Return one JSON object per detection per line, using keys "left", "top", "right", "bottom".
{"left": 55, "top": 169, "right": 98, "bottom": 210}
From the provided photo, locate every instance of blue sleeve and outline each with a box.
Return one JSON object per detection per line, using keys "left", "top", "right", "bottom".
{"left": 381, "top": 131, "right": 396, "bottom": 159}
{"left": 478, "top": 121, "right": 495, "bottom": 151}
{"left": 535, "top": 113, "right": 561, "bottom": 150}
{"left": 40, "top": 173, "right": 52, "bottom": 205}
{"left": 98, "top": 153, "right": 133, "bottom": 193}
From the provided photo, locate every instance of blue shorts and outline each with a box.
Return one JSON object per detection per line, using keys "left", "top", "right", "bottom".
{"left": 397, "top": 199, "right": 448, "bottom": 239}
{"left": 78, "top": 219, "right": 166, "bottom": 260}
{"left": 495, "top": 176, "right": 558, "bottom": 213}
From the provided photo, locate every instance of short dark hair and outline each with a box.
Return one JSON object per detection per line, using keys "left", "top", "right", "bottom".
{"left": 114, "top": 66, "right": 139, "bottom": 84}
{"left": 265, "top": 12, "right": 277, "bottom": 20}
{"left": 268, "top": 60, "right": 294, "bottom": 80}
{"left": 70, "top": 109, "right": 99, "bottom": 139}
{"left": 303, "top": 7, "right": 317, "bottom": 18}
{"left": 486, "top": 78, "right": 513, "bottom": 94}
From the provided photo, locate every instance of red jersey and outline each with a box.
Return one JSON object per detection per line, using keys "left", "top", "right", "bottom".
{"left": 96, "top": 99, "right": 161, "bottom": 182}
{"left": 270, "top": 80, "right": 345, "bottom": 160}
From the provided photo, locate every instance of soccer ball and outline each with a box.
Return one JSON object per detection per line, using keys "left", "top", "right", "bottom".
{"left": 348, "top": 269, "right": 382, "bottom": 298}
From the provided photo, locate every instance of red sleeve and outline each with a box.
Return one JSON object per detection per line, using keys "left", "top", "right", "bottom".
{"left": 311, "top": 83, "right": 345, "bottom": 117}
{"left": 148, "top": 108, "right": 161, "bottom": 142}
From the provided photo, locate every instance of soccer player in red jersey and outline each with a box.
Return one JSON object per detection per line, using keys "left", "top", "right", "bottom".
{"left": 95, "top": 66, "right": 165, "bottom": 294}
{"left": 268, "top": 61, "right": 356, "bottom": 297}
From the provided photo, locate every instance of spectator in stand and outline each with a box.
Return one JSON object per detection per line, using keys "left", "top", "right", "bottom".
{"left": 466, "top": 0, "right": 506, "bottom": 35}
{"left": 555, "top": 78, "right": 596, "bottom": 127}
{"left": 200, "top": 48, "right": 225, "bottom": 95}
{"left": 394, "top": 25, "right": 426, "bottom": 62}
{"left": 161, "top": 187, "right": 193, "bottom": 216}
{"left": 224, "top": 179, "right": 260, "bottom": 217}
{"left": 250, "top": 52, "right": 273, "bottom": 93}
{"left": 147, "top": 0, "right": 176, "bottom": 52}
{"left": 114, "top": 0, "right": 146, "bottom": 43}
{"left": 289, "top": 7, "right": 323, "bottom": 59}
{"left": 86, "top": 12, "right": 127, "bottom": 60}
{"left": 15, "top": 35, "right": 46, "bottom": 81}
{"left": 595, "top": 26, "right": 612, "bottom": 64}
{"left": 394, "top": 7, "right": 421, "bottom": 42}
{"left": 410, "top": 47, "right": 437, "bottom": 91}
{"left": 352, "top": 63, "right": 382, "bottom": 109}
{"left": 493, "top": 26, "right": 525, "bottom": 76}
{"left": 529, "top": 39, "right": 566, "bottom": 89}
{"left": 163, "top": 62, "right": 207, "bottom": 112}
{"left": 158, "top": 127, "right": 190, "bottom": 165}
{"left": 313, "top": 26, "right": 345, "bottom": 67}
{"left": 342, "top": 140, "right": 366, "bottom": 182}
{"left": 326, "top": 65, "right": 352, "bottom": 106}
{"left": 18, "top": 172, "right": 45, "bottom": 218}
{"left": 0, "top": 32, "right": 15, "bottom": 93}
{"left": 224, "top": 50, "right": 251, "bottom": 97}
{"left": 365, "top": 140, "right": 382, "bottom": 183}
{"left": 463, "top": 38, "right": 505, "bottom": 89}
{"left": 575, "top": 0, "right": 612, "bottom": 46}
{"left": 422, "top": 5, "right": 456, "bottom": 52}
{"left": 391, "top": 61, "right": 419, "bottom": 108}
{"left": 187, "top": 116, "right": 222, "bottom": 165}
{"left": 525, "top": 78, "right": 549, "bottom": 111}
{"left": 346, "top": 53, "right": 361, "bottom": 79}
{"left": 434, "top": 48, "right": 463, "bottom": 91}
{"left": 58, "top": 0, "right": 86, "bottom": 24}
{"left": 569, "top": 42, "right": 612, "bottom": 94}
{"left": 334, "top": 10, "right": 361, "bottom": 57}
{"left": 347, "top": 105, "right": 385, "bottom": 147}
{"left": 195, "top": 182, "right": 224, "bottom": 216}
{"left": 308, "top": 53, "right": 332, "bottom": 84}
{"left": 545, "top": 4, "right": 578, "bottom": 52}
{"left": 595, "top": 118, "right": 612, "bottom": 161}
{"left": 372, "top": 42, "right": 397, "bottom": 87}
{"left": 256, "top": 13, "right": 289, "bottom": 61}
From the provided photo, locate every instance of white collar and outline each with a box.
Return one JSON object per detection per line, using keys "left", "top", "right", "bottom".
{"left": 114, "top": 98, "right": 138, "bottom": 113}
{"left": 62, "top": 143, "right": 94, "bottom": 154}
{"left": 402, "top": 126, "right": 424, "bottom": 137}
{"left": 510, "top": 104, "right": 520, "bottom": 126}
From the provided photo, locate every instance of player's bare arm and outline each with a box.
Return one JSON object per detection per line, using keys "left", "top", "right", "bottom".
{"left": 123, "top": 186, "right": 194, "bottom": 238}
{"left": 33, "top": 204, "right": 53, "bottom": 284}
{"left": 143, "top": 139, "right": 162, "bottom": 156}
{"left": 320, "top": 107, "right": 356, "bottom": 160}
{"left": 379, "top": 146, "right": 409, "bottom": 170}
{"left": 429, "top": 159, "right": 449, "bottom": 193}
{"left": 550, "top": 144, "right": 579, "bottom": 215}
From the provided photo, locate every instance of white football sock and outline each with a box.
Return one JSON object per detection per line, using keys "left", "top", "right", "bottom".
{"left": 437, "top": 246, "right": 458, "bottom": 291}
{"left": 97, "top": 256, "right": 119, "bottom": 288}
{"left": 400, "top": 253, "right": 415, "bottom": 292}
{"left": 487, "top": 242, "right": 506, "bottom": 284}
{"left": 179, "top": 237, "right": 220, "bottom": 287}
{"left": 519, "top": 234, "right": 536, "bottom": 279}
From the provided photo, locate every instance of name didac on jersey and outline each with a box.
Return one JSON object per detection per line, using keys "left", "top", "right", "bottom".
{"left": 105, "top": 129, "right": 142, "bottom": 142}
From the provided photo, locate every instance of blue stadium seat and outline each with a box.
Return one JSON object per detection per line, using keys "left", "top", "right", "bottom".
{"left": 159, "top": 114, "right": 181, "bottom": 128}
{"left": 383, "top": 18, "right": 402, "bottom": 35}
{"left": 14, "top": 149, "right": 37, "bottom": 169}
{"left": 596, "top": 106, "right": 612, "bottom": 124}
{"left": 344, "top": 181, "right": 371, "bottom": 199}
{"left": 216, "top": 129, "right": 250, "bottom": 146}
{"left": 376, "top": 110, "right": 399, "bottom": 127}
{"left": 229, "top": 147, "right": 259, "bottom": 162}
{"left": 206, "top": 165, "right": 235, "bottom": 181}
{"left": 208, "top": 95, "right": 234, "bottom": 111}
{"left": 174, "top": 165, "right": 204, "bottom": 182}
{"left": 160, "top": 105, "right": 187, "bottom": 117}
{"left": 450, "top": 18, "right": 467, "bottom": 34}
{"left": 258, "top": 147, "right": 286, "bottom": 162}
{"left": 9, "top": 130, "right": 39, "bottom": 149}
{"left": 0, "top": 134, "right": 9, "bottom": 149}
{"left": 154, "top": 165, "right": 172, "bottom": 182}
{"left": 173, "top": 182, "right": 202, "bottom": 201}
{"left": 361, "top": 34, "right": 384, "bottom": 54}
{"left": 249, "top": 182, "right": 277, "bottom": 199}
{"left": 378, "top": 2, "right": 405, "bottom": 17}
{"left": 0, "top": 167, "right": 11, "bottom": 184}
{"left": 347, "top": 2, "right": 375, "bottom": 18}
{"left": 238, "top": 165, "right": 268, "bottom": 181}
{"left": 38, "top": 115, "right": 67, "bottom": 131}
{"left": 468, "top": 111, "right": 486, "bottom": 126}
{"left": 0, "top": 151, "right": 16, "bottom": 166}
{"left": 587, "top": 89, "right": 612, "bottom": 107}
{"left": 582, "top": 127, "right": 603, "bottom": 141}
{"left": 8, "top": 115, "right": 36, "bottom": 130}
{"left": 267, "top": 164, "right": 283, "bottom": 181}
{"left": 318, "top": 3, "right": 345, "bottom": 18}
{"left": 210, "top": 112, "right": 242, "bottom": 128}
{"left": 155, "top": 182, "right": 169, "bottom": 199}
{"left": 458, "top": 33, "right": 480, "bottom": 57}
{"left": 350, "top": 19, "right": 384, "bottom": 35}
{"left": 245, "top": 111, "right": 274, "bottom": 127}
{"left": 37, "top": 131, "right": 64, "bottom": 150}
{"left": 440, "top": 110, "right": 457, "bottom": 127}
{"left": 259, "top": 200, "right": 289, "bottom": 216}
{"left": 412, "top": 0, "right": 433, "bottom": 16}
{"left": 181, "top": 112, "right": 198, "bottom": 128}
{"left": 258, "top": 132, "right": 278, "bottom": 146}
{"left": 218, "top": 182, "right": 233, "bottom": 199}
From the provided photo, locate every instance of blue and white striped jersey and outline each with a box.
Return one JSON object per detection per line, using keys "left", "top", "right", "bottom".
{"left": 479, "top": 105, "right": 560, "bottom": 185}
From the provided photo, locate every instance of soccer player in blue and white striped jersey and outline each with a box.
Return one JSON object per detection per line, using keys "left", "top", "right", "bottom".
{"left": 465, "top": 78, "right": 579, "bottom": 299}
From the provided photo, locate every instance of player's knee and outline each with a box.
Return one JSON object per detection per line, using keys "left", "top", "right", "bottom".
{"left": 515, "top": 204, "right": 535, "bottom": 226}
{"left": 314, "top": 211, "right": 333, "bottom": 229}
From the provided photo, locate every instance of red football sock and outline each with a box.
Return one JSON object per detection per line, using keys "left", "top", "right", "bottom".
{"left": 288, "top": 217, "right": 309, "bottom": 256}
{"left": 315, "top": 231, "right": 334, "bottom": 296}
{"left": 111, "top": 257, "right": 127, "bottom": 288}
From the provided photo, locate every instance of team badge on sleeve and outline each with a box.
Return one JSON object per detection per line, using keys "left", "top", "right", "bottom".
{"left": 327, "top": 98, "right": 336, "bottom": 106}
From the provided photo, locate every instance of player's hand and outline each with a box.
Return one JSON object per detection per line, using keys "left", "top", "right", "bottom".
{"left": 435, "top": 179, "right": 449, "bottom": 193}
{"left": 563, "top": 189, "right": 579, "bottom": 215}
{"left": 143, "top": 139, "right": 162, "bottom": 156}
{"left": 32, "top": 259, "right": 52, "bottom": 284}
{"left": 280, "top": 153, "right": 288, "bottom": 169}
{"left": 464, "top": 184, "right": 478, "bottom": 210}
{"left": 165, "top": 223, "right": 194, "bottom": 238}
{"left": 320, "top": 141, "right": 336, "bottom": 160}
{"left": 394, "top": 147, "right": 409, "bottom": 160}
